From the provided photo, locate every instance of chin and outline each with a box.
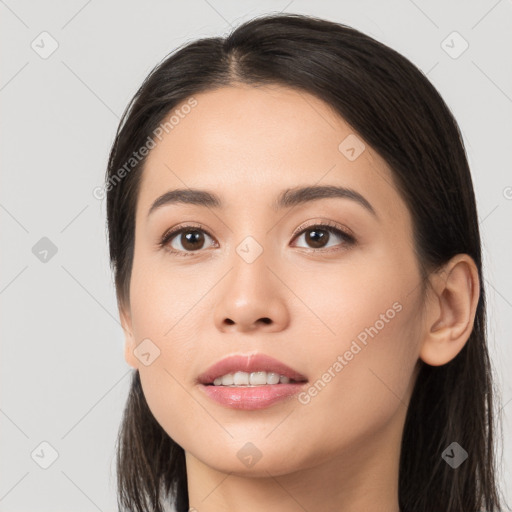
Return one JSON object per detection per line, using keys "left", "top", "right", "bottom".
{"left": 185, "top": 436, "right": 318, "bottom": 478}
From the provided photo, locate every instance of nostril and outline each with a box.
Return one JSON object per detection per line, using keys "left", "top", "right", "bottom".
{"left": 223, "top": 317, "right": 271, "bottom": 326}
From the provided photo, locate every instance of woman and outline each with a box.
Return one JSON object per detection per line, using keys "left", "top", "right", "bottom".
{"left": 105, "top": 12, "right": 505, "bottom": 512}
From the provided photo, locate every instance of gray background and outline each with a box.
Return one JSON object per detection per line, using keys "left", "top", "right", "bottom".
{"left": 1, "top": 0, "right": 511, "bottom": 510}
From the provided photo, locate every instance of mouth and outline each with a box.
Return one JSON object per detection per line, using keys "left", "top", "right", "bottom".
{"left": 197, "top": 353, "right": 308, "bottom": 410}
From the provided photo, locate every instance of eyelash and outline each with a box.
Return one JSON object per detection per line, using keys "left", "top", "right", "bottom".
{"left": 158, "top": 221, "right": 356, "bottom": 258}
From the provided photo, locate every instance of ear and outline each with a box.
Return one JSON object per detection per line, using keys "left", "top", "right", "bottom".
{"left": 119, "top": 303, "right": 139, "bottom": 369}
{"left": 419, "top": 254, "right": 480, "bottom": 366}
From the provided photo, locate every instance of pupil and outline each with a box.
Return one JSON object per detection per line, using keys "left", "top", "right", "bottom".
{"left": 182, "top": 230, "right": 204, "bottom": 250}
{"left": 307, "top": 229, "right": 328, "bottom": 248}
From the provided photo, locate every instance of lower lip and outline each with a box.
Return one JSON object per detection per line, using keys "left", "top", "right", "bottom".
{"left": 201, "top": 383, "right": 307, "bottom": 410}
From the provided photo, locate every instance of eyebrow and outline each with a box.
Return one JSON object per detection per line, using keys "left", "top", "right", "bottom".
{"left": 147, "top": 185, "right": 377, "bottom": 218}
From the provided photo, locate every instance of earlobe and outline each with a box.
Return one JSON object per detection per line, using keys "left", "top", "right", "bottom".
{"left": 419, "top": 255, "right": 480, "bottom": 367}
{"left": 119, "top": 304, "right": 139, "bottom": 369}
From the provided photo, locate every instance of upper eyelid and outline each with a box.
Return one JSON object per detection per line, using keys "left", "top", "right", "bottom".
{"left": 292, "top": 219, "right": 354, "bottom": 239}
{"left": 161, "top": 223, "right": 211, "bottom": 240}
{"left": 161, "top": 221, "right": 351, "bottom": 238}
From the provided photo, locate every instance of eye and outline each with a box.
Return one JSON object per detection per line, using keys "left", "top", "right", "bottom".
{"left": 159, "top": 224, "right": 217, "bottom": 257}
{"left": 291, "top": 221, "right": 356, "bottom": 252}
{"left": 159, "top": 221, "right": 356, "bottom": 257}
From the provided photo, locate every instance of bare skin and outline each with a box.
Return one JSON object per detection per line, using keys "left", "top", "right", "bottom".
{"left": 119, "top": 84, "right": 480, "bottom": 512}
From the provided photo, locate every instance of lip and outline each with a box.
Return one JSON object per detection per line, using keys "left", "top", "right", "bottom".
{"left": 197, "top": 353, "right": 308, "bottom": 410}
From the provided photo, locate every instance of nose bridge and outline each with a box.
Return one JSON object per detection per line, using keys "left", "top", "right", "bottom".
{"left": 212, "top": 224, "right": 289, "bottom": 332}
{"left": 225, "top": 204, "right": 273, "bottom": 275}
{"left": 229, "top": 230, "right": 271, "bottom": 296}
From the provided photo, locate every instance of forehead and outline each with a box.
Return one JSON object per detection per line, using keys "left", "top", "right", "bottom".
{"left": 136, "top": 84, "right": 405, "bottom": 221}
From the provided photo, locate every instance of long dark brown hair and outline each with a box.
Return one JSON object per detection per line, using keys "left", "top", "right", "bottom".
{"left": 105, "top": 12, "right": 506, "bottom": 512}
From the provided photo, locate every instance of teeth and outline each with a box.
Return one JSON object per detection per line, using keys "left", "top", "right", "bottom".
{"left": 250, "top": 371, "right": 266, "bottom": 385}
{"left": 233, "top": 371, "right": 249, "bottom": 385}
{"left": 266, "top": 372, "right": 280, "bottom": 384}
{"left": 221, "top": 374, "right": 234, "bottom": 386}
{"left": 212, "top": 371, "right": 295, "bottom": 386}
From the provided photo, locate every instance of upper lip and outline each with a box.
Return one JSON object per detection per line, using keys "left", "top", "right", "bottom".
{"left": 197, "top": 353, "right": 308, "bottom": 384}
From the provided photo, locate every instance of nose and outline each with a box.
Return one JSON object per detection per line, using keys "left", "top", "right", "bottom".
{"left": 213, "top": 245, "right": 290, "bottom": 334}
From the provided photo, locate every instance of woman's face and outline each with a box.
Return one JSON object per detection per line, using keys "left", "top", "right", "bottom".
{"left": 121, "top": 84, "right": 426, "bottom": 477}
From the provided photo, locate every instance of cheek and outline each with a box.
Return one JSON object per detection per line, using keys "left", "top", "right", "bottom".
{"left": 287, "top": 248, "right": 419, "bottom": 354}
{"left": 286, "top": 302, "right": 421, "bottom": 469}
{"left": 128, "top": 263, "right": 218, "bottom": 442}
{"left": 129, "top": 254, "right": 208, "bottom": 341}
{"left": 138, "top": 363, "right": 207, "bottom": 452}
{"left": 288, "top": 256, "right": 422, "bottom": 431}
